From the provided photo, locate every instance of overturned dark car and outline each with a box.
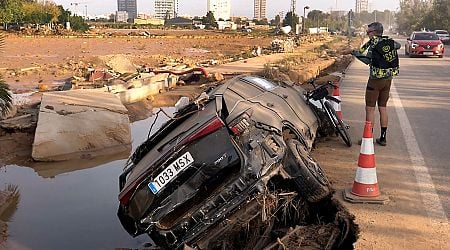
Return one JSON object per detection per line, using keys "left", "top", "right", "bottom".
{"left": 118, "top": 75, "right": 353, "bottom": 249}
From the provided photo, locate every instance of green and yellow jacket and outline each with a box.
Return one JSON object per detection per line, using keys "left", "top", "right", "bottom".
{"left": 353, "top": 36, "right": 401, "bottom": 79}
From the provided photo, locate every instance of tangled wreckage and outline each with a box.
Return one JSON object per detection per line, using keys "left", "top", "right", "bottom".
{"left": 118, "top": 75, "right": 357, "bottom": 249}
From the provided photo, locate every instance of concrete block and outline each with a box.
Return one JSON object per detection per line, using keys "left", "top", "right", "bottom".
{"left": 32, "top": 89, "right": 131, "bottom": 162}
{"left": 117, "top": 81, "right": 164, "bottom": 104}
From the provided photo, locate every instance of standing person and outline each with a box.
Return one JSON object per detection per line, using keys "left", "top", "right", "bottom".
{"left": 352, "top": 22, "right": 400, "bottom": 146}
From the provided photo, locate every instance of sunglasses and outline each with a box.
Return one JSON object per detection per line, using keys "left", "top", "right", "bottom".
{"left": 366, "top": 30, "right": 376, "bottom": 34}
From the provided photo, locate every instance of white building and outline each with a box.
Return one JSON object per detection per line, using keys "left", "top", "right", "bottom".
{"left": 116, "top": 11, "right": 129, "bottom": 23}
{"left": 355, "top": 0, "right": 369, "bottom": 13}
{"left": 207, "top": 0, "right": 231, "bottom": 21}
{"left": 155, "top": 0, "right": 179, "bottom": 20}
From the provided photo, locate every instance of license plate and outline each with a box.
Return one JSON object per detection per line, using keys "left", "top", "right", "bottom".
{"left": 148, "top": 152, "right": 194, "bottom": 194}
{"left": 423, "top": 52, "right": 433, "bottom": 56}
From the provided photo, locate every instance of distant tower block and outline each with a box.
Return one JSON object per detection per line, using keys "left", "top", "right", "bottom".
{"left": 117, "top": 0, "right": 137, "bottom": 20}
{"left": 355, "top": 0, "right": 368, "bottom": 13}
{"left": 207, "top": 0, "right": 231, "bottom": 21}
{"left": 154, "top": 0, "right": 179, "bottom": 20}
{"left": 254, "top": 0, "right": 267, "bottom": 20}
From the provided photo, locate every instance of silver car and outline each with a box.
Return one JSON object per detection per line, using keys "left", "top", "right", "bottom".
{"left": 435, "top": 30, "right": 450, "bottom": 45}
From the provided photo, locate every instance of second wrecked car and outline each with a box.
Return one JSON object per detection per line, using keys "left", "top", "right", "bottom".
{"left": 118, "top": 75, "right": 333, "bottom": 249}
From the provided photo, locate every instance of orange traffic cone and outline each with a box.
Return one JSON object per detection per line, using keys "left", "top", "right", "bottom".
{"left": 344, "top": 121, "right": 389, "bottom": 204}
{"left": 331, "top": 81, "right": 343, "bottom": 120}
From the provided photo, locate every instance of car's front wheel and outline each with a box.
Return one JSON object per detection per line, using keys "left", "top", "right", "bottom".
{"left": 285, "top": 139, "right": 332, "bottom": 202}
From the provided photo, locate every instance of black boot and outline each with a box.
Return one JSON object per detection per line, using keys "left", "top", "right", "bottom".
{"left": 376, "top": 127, "right": 387, "bottom": 146}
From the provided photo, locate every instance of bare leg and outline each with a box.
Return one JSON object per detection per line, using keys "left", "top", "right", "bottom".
{"left": 379, "top": 107, "right": 388, "bottom": 127}
{"left": 365, "top": 106, "right": 376, "bottom": 127}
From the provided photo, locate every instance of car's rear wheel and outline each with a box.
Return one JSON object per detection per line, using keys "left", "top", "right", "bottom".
{"left": 285, "top": 139, "right": 331, "bottom": 202}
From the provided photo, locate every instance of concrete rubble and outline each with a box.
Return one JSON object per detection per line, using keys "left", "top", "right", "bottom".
{"left": 32, "top": 89, "right": 131, "bottom": 161}
{"left": 271, "top": 38, "right": 295, "bottom": 53}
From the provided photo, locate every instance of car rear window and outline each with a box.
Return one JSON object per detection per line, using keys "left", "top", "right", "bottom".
{"left": 244, "top": 76, "right": 277, "bottom": 91}
{"left": 414, "top": 33, "right": 440, "bottom": 40}
{"left": 435, "top": 30, "right": 449, "bottom": 35}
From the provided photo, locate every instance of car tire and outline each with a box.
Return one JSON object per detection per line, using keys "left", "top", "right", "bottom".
{"left": 285, "top": 139, "right": 332, "bottom": 202}
{"left": 439, "top": 55, "right": 444, "bottom": 58}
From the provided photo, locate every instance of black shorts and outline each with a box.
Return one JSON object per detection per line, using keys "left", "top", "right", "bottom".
{"left": 365, "top": 79, "right": 392, "bottom": 107}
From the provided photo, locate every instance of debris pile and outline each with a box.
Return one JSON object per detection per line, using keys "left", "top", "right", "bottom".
{"left": 271, "top": 38, "right": 296, "bottom": 53}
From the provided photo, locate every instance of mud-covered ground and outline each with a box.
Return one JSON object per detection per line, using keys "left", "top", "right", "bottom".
{"left": 1, "top": 30, "right": 273, "bottom": 92}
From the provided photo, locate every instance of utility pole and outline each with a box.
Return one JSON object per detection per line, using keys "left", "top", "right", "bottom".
{"left": 348, "top": 9, "right": 353, "bottom": 40}
{"left": 291, "top": 0, "right": 296, "bottom": 32}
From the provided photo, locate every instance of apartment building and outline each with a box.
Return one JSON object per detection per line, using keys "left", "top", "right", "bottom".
{"left": 254, "top": 0, "right": 267, "bottom": 20}
{"left": 355, "top": 0, "right": 369, "bottom": 13}
{"left": 155, "top": 0, "right": 179, "bottom": 20}
{"left": 117, "top": 0, "right": 137, "bottom": 20}
{"left": 207, "top": 0, "right": 231, "bottom": 21}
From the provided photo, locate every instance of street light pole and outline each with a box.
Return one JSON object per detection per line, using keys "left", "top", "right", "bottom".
{"left": 303, "top": 6, "right": 309, "bottom": 34}
{"left": 291, "top": 0, "right": 296, "bottom": 32}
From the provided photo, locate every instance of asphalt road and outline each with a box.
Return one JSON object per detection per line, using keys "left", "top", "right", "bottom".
{"left": 395, "top": 39, "right": 450, "bottom": 219}
{"left": 331, "top": 38, "right": 450, "bottom": 248}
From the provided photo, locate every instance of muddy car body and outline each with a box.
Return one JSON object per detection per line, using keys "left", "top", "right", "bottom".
{"left": 118, "top": 75, "right": 331, "bottom": 249}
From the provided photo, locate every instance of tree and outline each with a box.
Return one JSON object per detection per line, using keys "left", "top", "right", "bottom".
{"left": 0, "top": 0, "right": 25, "bottom": 28}
{"left": 306, "top": 10, "right": 330, "bottom": 28}
{"left": 55, "top": 5, "right": 88, "bottom": 31}
{"left": 68, "top": 14, "right": 88, "bottom": 31}
{"left": 56, "top": 5, "right": 70, "bottom": 24}
{"left": 282, "top": 11, "right": 299, "bottom": 27}
{"left": 0, "top": 79, "right": 11, "bottom": 116}
{"left": 426, "top": 0, "right": 449, "bottom": 30}
{"left": 235, "top": 17, "right": 242, "bottom": 25}
{"left": 202, "top": 11, "right": 217, "bottom": 28}
{"left": 254, "top": 18, "right": 268, "bottom": 25}
{"left": 396, "top": 0, "right": 432, "bottom": 34}
{"left": 22, "top": 2, "right": 48, "bottom": 24}
{"left": 271, "top": 15, "right": 281, "bottom": 27}
{"left": 0, "top": 34, "right": 11, "bottom": 116}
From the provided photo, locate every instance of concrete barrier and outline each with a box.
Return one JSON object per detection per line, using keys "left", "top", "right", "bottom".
{"left": 32, "top": 89, "right": 131, "bottom": 162}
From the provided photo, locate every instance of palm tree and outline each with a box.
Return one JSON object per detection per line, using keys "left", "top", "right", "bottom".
{"left": 0, "top": 33, "right": 12, "bottom": 116}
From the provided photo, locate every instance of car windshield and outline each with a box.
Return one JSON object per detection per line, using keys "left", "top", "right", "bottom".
{"left": 414, "top": 33, "right": 440, "bottom": 40}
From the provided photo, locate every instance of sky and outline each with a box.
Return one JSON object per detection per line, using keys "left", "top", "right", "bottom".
{"left": 53, "top": 0, "right": 400, "bottom": 18}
